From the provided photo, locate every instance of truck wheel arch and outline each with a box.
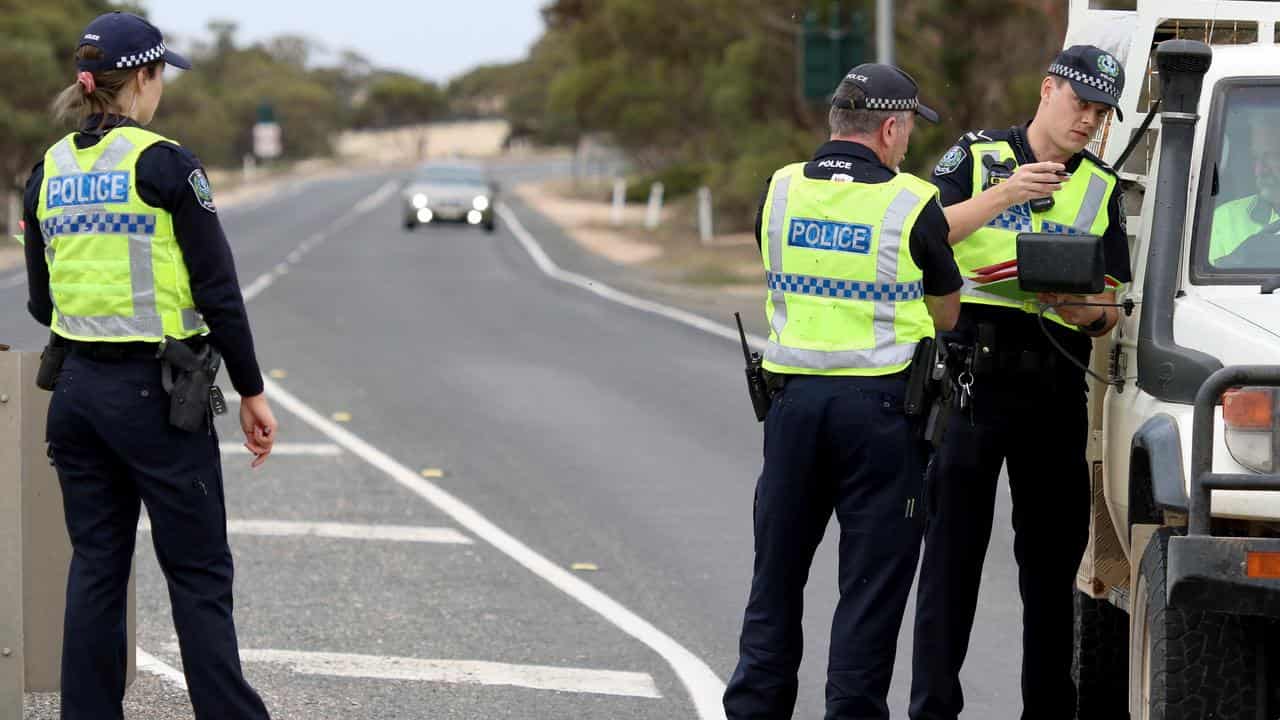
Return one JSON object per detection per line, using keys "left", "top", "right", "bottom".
{"left": 1129, "top": 414, "right": 1189, "bottom": 527}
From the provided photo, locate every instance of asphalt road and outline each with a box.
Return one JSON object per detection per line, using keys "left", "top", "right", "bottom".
{"left": 8, "top": 158, "right": 1025, "bottom": 719}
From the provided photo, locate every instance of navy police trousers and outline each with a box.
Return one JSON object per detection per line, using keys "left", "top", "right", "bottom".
{"left": 909, "top": 347, "right": 1090, "bottom": 720}
{"left": 47, "top": 353, "right": 269, "bottom": 720}
{"left": 724, "top": 374, "right": 928, "bottom": 720}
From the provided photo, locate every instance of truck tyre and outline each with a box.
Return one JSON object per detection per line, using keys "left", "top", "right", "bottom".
{"left": 1133, "top": 528, "right": 1267, "bottom": 720}
{"left": 1074, "top": 589, "right": 1129, "bottom": 719}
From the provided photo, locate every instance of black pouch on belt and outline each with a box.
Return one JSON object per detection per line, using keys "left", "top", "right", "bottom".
{"left": 904, "top": 337, "right": 936, "bottom": 417}
{"left": 35, "top": 333, "right": 69, "bottom": 391}
{"left": 158, "top": 338, "right": 225, "bottom": 432}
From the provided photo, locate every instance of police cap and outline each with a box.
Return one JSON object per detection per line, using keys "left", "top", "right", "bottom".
{"left": 77, "top": 12, "right": 192, "bottom": 73}
{"left": 831, "top": 63, "right": 940, "bottom": 124}
{"left": 1048, "top": 45, "right": 1126, "bottom": 121}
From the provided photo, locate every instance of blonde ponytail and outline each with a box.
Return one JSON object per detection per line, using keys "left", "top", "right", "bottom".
{"left": 49, "top": 44, "right": 161, "bottom": 128}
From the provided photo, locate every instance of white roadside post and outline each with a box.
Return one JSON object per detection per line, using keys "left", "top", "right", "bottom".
{"left": 242, "top": 153, "right": 257, "bottom": 183}
{"left": 697, "top": 186, "right": 714, "bottom": 245}
{"left": 645, "top": 182, "right": 665, "bottom": 230}
{"left": 6, "top": 191, "right": 20, "bottom": 239}
{"left": 611, "top": 178, "right": 627, "bottom": 227}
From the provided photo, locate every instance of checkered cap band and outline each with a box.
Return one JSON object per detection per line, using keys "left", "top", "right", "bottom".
{"left": 42, "top": 213, "right": 158, "bottom": 237}
{"left": 862, "top": 97, "right": 919, "bottom": 112}
{"left": 1048, "top": 63, "right": 1119, "bottom": 101}
{"left": 768, "top": 272, "right": 923, "bottom": 302}
{"left": 115, "top": 43, "right": 166, "bottom": 69}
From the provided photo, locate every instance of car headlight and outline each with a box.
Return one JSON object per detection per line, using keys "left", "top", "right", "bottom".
{"left": 472, "top": 195, "right": 490, "bottom": 212}
{"left": 1223, "top": 387, "right": 1279, "bottom": 473}
{"left": 412, "top": 193, "right": 428, "bottom": 209}
{"left": 417, "top": 208, "right": 433, "bottom": 223}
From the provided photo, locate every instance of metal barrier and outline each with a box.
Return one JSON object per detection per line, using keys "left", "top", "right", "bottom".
{"left": 0, "top": 351, "right": 134, "bottom": 717}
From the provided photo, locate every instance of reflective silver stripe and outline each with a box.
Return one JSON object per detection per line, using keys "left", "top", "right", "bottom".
{"left": 49, "top": 133, "right": 170, "bottom": 340}
{"left": 874, "top": 189, "right": 923, "bottom": 350}
{"left": 55, "top": 233, "right": 164, "bottom": 339}
{"left": 1071, "top": 173, "right": 1109, "bottom": 232}
{"left": 766, "top": 173, "right": 793, "bottom": 338}
{"left": 90, "top": 134, "right": 136, "bottom": 172}
{"left": 181, "top": 308, "right": 207, "bottom": 333}
{"left": 765, "top": 339, "right": 918, "bottom": 371}
{"left": 765, "top": 183, "right": 927, "bottom": 372}
{"left": 48, "top": 139, "right": 78, "bottom": 176}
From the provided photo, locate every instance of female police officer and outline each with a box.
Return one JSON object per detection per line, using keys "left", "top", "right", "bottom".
{"left": 22, "top": 12, "right": 276, "bottom": 720}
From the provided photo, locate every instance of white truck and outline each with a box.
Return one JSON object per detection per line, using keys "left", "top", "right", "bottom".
{"left": 1062, "top": 1, "right": 1280, "bottom": 718}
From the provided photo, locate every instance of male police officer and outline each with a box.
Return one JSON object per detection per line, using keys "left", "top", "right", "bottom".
{"left": 909, "top": 46, "right": 1133, "bottom": 720}
{"left": 724, "top": 64, "right": 962, "bottom": 720}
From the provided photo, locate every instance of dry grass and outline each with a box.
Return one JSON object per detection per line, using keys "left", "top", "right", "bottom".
{"left": 516, "top": 179, "right": 762, "bottom": 291}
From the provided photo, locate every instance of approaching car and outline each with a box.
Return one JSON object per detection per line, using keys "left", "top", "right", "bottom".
{"left": 402, "top": 163, "right": 497, "bottom": 232}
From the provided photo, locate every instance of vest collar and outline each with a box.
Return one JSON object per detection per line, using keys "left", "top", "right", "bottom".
{"left": 1013, "top": 123, "right": 1087, "bottom": 173}
{"left": 80, "top": 114, "right": 141, "bottom": 137}
{"left": 812, "top": 141, "right": 889, "bottom": 171}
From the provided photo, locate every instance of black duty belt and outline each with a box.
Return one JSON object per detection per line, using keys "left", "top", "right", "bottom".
{"left": 68, "top": 339, "right": 205, "bottom": 362}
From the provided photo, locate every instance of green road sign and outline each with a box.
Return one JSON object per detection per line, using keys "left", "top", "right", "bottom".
{"left": 801, "top": 6, "right": 870, "bottom": 99}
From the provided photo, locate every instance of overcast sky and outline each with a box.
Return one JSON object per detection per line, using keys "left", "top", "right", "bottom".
{"left": 143, "top": 0, "right": 547, "bottom": 84}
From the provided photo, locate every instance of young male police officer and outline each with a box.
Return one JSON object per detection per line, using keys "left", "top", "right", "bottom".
{"left": 724, "top": 64, "right": 962, "bottom": 720}
{"left": 909, "top": 46, "right": 1133, "bottom": 720}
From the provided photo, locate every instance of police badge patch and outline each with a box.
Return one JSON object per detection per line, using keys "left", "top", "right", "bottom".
{"left": 188, "top": 169, "right": 216, "bottom": 213}
{"left": 1098, "top": 53, "right": 1121, "bottom": 79}
{"left": 934, "top": 145, "right": 967, "bottom": 176}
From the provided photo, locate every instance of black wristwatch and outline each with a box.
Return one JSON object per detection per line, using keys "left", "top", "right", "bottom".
{"left": 1081, "top": 312, "right": 1109, "bottom": 333}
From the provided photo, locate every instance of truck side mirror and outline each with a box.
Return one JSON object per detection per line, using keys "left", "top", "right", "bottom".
{"left": 1015, "top": 232, "right": 1106, "bottom": 295}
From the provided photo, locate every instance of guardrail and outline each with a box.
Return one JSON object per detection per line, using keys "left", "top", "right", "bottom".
{"left": 0, "top": 351, "right": 134, "bottom": 716}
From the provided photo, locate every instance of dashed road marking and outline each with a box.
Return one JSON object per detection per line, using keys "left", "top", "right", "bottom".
{"left": 262, "top": 376, "right": 728, "bottom": 720}
{"left": 136, "top": 647, "right": 187, "bottom": 691}
{"left": 138, "top": 517, "right": 472, "bottom": 545}
{"left": 226, "top": 648, "right": 662, "bottom": 699}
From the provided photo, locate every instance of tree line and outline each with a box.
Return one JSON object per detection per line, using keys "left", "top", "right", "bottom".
{"left": 450, "top": 0, "right": 1077, "bottom": 229}
{"left": 0, "top": 0, "right": 453, "bottom": 191}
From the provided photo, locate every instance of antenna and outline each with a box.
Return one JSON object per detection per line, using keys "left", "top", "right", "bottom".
{"left": 734, "top": 312, "right": 754, "bottom": 364}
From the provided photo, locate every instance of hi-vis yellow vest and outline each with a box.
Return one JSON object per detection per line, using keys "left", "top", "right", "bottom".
{"left": 957, "top": 140, "right": 1117, "bottom": 327}
{"left": 36, "top": 126, "right": 207, "bottom": 342}
{"left": 761, "top": 163, "right": 936, "bottom": 376}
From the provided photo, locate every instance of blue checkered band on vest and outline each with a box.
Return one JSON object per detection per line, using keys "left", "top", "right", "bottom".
{"left": 42, "top": 212, "right": 158, "bottom": 237}
{"left": 986, "top": 209, "right": 1034, "bottom": 233}
{"left": 767, "top": 271, "right": 923, "bottom": 302}
{"left": 1040, "top": 220, "right": 1082, "bottom": 236}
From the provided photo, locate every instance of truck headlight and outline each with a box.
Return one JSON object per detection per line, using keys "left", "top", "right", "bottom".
{"left": 472, "top": 195, "right": 490, "bottom": 212}
{"left": 412, "top": 194, "right": 429, "bottom": 209}
{"left": 1222, "top": 387, "right": 1279, "bottom": 473}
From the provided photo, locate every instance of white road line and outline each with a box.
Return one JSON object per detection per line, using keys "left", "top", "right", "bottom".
{"left": 241, "top": 273, "right": 275, "bottom": 302}
{"left": 135, "top": 647, "right": 188, "bottom": 691}
{"left": 220, "top": 442, "right": 342, "bottom": 456}
{"left": 262, "top": 376, "right": 728, "bottom": 720}
{"left": 239, "top": 180, "right": 397, "bottom": 304}
{"left": 0, "top": 271, "right": 25, "bottom": 290}
{"left": 229, "top": 648, "right": 661, "bottom": 699}
{"left": 497, "top": 203, "right": 767, "bottom": 351}
{"left": 139, "top": 517, "right": 472, "bottom": 545}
